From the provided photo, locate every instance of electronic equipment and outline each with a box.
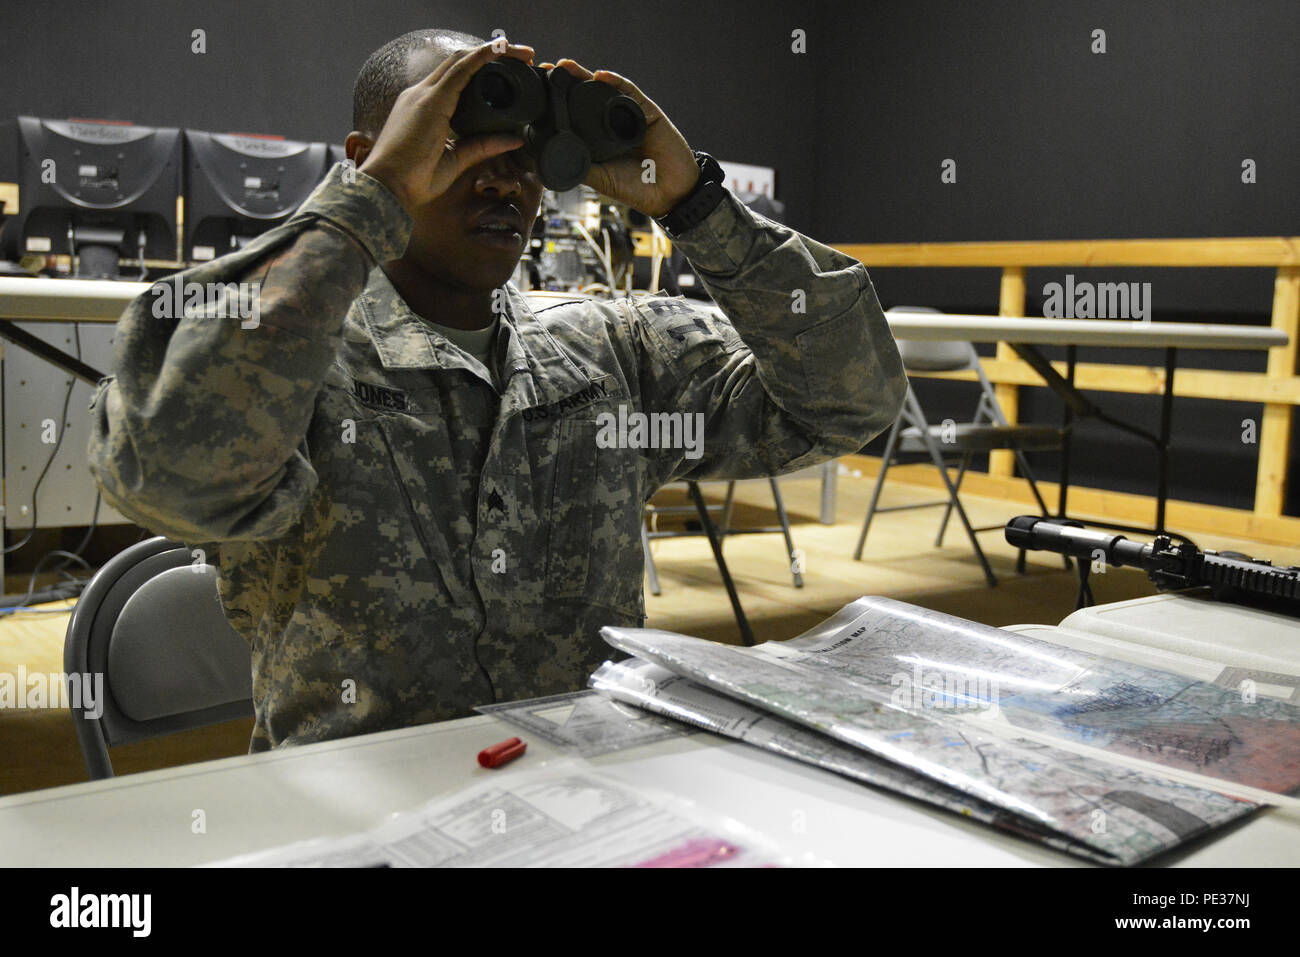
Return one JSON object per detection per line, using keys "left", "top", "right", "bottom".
{"left": 510, "top": 184, "right": 644, "bottom": 295}
{"left": 1006, "top": 515, "right": 1300, "bottom": 616}
{"left": 451, "top": 58, "right": 646, "bottom": 191}
{"left": 182, "top": 130, "right": 329, "bottom": 263}
{"left": 3, "top": 116, "right": 180, "bottom": 278}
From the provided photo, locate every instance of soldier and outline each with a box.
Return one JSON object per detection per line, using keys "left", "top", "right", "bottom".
{"left": 87, "top": 29, "right": 906, "bottom": 751}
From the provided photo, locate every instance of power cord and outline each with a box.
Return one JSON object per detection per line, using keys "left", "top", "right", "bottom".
{"left": 0, "top": 323, "right": 104, "bottom": 616}
{"left": 4, "top": 323, "right": 84, "bottom": 556}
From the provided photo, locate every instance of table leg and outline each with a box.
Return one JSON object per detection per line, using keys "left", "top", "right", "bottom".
{"left": 819, "top": 459, "right": 837, "bottom": 525}
{"left": 1001, "top": 341, "right": 1194, "bottom": 546}
{"left": 1155, "top": 347, "right": 1177, "bottom": 534}
{"left": 1059, "top": 346, "right": 1076, "bottom": 518}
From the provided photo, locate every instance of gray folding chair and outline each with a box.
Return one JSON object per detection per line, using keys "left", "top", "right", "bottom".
{"left": 64, "top": 536, "right": 253, "bottom": 779}
{"left": 853, "top": 307, "right": 1065, "bottom": 586}
{"left": 643, "top": 478, "right": 803, "bottom": 595}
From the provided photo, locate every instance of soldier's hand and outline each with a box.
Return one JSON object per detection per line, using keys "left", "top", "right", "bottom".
{"left": 359, "top": 39, "right": 535, "bottom": 214}
{"left": 538, "top": 59, "right": 699, "bottom": 218}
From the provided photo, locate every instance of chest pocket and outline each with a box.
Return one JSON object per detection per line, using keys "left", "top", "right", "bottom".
{"left": 537, "top": 401, "right": 643, "bottom": 615}
{"left": 544, "top": 416, "right": 597, "bottom": 599}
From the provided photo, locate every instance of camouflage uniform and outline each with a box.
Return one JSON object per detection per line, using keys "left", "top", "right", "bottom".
{"left": 87, "top": 163, "right": 906, "bottom": 751}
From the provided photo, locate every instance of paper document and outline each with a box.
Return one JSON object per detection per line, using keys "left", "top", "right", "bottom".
{"left": 476, "top": 689, "right": 695, "bottom": 756}
{"left": 207, "top": 763, "right": 791, "bottom": 867}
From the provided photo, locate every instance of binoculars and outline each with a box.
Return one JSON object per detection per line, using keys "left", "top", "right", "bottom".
{"left": 451, "top": 58, "right": 647, "bottom": 191}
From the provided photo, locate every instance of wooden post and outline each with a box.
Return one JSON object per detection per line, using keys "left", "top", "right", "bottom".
{"left": 1254, "top": 266, "right": 1300, "bottom": 515}
{"left": 990, "top": 266, "right": 1026, "bottom": 476}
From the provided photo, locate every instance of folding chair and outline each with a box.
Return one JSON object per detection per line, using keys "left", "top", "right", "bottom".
{"left": 643, "top": 478, "right": 803, "bottom": 594}
{"left": 853, "top": 307, "right": 1065, "bottom": 586}
{"left": 64, "top": 536, "right": 253, "bottom": 779}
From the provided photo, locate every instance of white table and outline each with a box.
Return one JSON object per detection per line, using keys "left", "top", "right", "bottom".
{"left": 1, "top": 593, "right": 1297, "bottom": 867}
{"left": 0, "top": 278, "right": 1285, "bottom": 348}
{"left": 2, "top": 709, "right": 1297, "bottom": 868}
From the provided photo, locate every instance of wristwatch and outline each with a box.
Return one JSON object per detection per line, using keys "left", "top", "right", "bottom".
{"left": 655, "top": 150, "right": 727, "bottom": 236}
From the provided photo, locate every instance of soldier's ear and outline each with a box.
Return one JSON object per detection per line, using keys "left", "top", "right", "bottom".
{"left": 344, "top": 131, "right": 375, "bottom": 169}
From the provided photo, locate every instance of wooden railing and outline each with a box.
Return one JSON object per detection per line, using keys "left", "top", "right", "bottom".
{"left": 833, "top": 238, "right": 1300, "bottom": 527}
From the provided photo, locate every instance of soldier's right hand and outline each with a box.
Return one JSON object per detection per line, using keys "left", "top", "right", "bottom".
{"left": 358, "top": 39, "right": 535, "bottom": 215}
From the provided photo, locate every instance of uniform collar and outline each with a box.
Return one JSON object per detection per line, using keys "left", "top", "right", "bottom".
{"left": 356, "top": 267, "right": 595, "bottom": 411}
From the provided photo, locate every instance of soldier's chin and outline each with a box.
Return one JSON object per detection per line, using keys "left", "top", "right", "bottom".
{"left": 460, "top": 258, "right": 521, "bottom": 291}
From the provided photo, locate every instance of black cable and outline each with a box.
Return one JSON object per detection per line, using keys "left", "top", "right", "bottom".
{"left": 0, "top": 548, "right": 92, "bottom": 617}
{"left": 0, "top": 325, "right": 108, "bottom": 618}
{"left": 39, "top": 489, "right": 100, "bottom": 585}
{"left": 3, "top": 324, "right": 82, "bottom": 556}
{"left": 0, "top": 511, "right": 103, "bottom": 614}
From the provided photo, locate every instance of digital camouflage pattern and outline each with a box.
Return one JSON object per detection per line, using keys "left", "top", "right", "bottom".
{"left": 87, "top": 162, "right": 906, "bottom": 751}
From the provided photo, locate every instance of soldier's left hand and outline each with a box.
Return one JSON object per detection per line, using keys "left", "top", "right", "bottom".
{"left": 538, "top": 59, "right": 700, "bottom": 218}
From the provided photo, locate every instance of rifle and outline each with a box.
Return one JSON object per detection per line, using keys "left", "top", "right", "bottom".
{"left": 1005, "top": 515, "right": 1300, "bottom": 616}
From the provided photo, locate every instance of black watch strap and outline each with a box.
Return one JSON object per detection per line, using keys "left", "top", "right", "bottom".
{"left": 656, "top": 151, "right": 727, "bottom": 236}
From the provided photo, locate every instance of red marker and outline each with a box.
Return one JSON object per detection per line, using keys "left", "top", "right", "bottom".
{"left": 478, "top": 736, "right": 527, "bottom": 769}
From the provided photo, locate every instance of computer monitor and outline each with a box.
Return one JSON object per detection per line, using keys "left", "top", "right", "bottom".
{"left": 182, "top": 130, "right": 329, "bottom": 263}
{"left": 4, "top": 116, "right": 181, "bottom": 278}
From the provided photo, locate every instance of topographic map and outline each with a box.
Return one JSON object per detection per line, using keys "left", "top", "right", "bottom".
{"left": 594, "top": 597, "right": 1300, "bottom": 864}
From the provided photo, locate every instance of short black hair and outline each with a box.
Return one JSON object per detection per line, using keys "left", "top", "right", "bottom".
{"left": 352, "top": 28, "right": 487, "bottom": 137}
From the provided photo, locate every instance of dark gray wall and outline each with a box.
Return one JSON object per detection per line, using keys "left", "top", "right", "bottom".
{"left": 0, "top": 0, "right": 822, "bottom": 233}
{"left": 2, "top": 0, "right": 1296, "bottom": 514}
{"left": 813, "top": 1, "right": 1300, "bottom": 513}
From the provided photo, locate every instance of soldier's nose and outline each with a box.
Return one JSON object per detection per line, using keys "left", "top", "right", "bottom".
{"left": 474, "top": 160, "right": 523, "bottom": 198}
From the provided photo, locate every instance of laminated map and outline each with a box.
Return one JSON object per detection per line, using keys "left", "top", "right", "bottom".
{"left": 593, "top": 597, "right": 1300, "bottom": 865}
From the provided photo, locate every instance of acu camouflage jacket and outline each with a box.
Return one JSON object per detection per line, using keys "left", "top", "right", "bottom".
{"left": 87, "top": 163, "right": 906, "bottom": 751}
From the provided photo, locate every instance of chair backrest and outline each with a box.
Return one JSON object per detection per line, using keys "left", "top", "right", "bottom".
{"left": 887, "top": 306, "right": 978, "bottom": 372}
{"left": 63, "top": 536, "right": 253, "bottom": 779}
{"left": 886, "top": 306, "right": 1009, "bottom": 426}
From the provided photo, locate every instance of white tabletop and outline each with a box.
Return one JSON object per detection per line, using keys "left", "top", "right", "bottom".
{"left": 882, "top": 313, "right": 1287, "bottom": 350}
{"left": 2, "top": 601, "right": 1298, "bottom": 868}
{"left": 1, "top": 712, "right": 1295, "bottom": 867}
{"left": 0, "top": 277, "right": 1286, "bottom": 351}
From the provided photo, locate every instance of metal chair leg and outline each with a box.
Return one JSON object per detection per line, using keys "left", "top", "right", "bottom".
{"left": 921, "top": 434, "right": 997, "bottom": 587}
{"left": 720, "top": 482, "right": 736, "bottom": 536}
{"left": 641, "top": 518, "right": 661, "bottom": 596}
{"left": 768, "top": 479, "right": 803, "bottom": 588}
{"left": 854, "top": 418, "right": 902, "bottom": 560}
{"left": 687, "top": 482, "right": 755, "bottom": 646}
{"left": 819, "top": 460, "right": 837, "bottom": 525}
{"left": 936, "top": 451, "right": 973, "bottom": 548}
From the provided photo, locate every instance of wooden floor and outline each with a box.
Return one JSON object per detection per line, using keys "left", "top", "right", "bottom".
{"left": 646, "top": 458, "right": 1300, "bottom": 644}
{"left": 4, "top": 455, "right": 1298, "bottom": 797}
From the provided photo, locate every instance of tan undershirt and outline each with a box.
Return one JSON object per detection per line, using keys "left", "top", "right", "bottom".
{"left": 427, "top": 316, "right": 500, "bottom": 386}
